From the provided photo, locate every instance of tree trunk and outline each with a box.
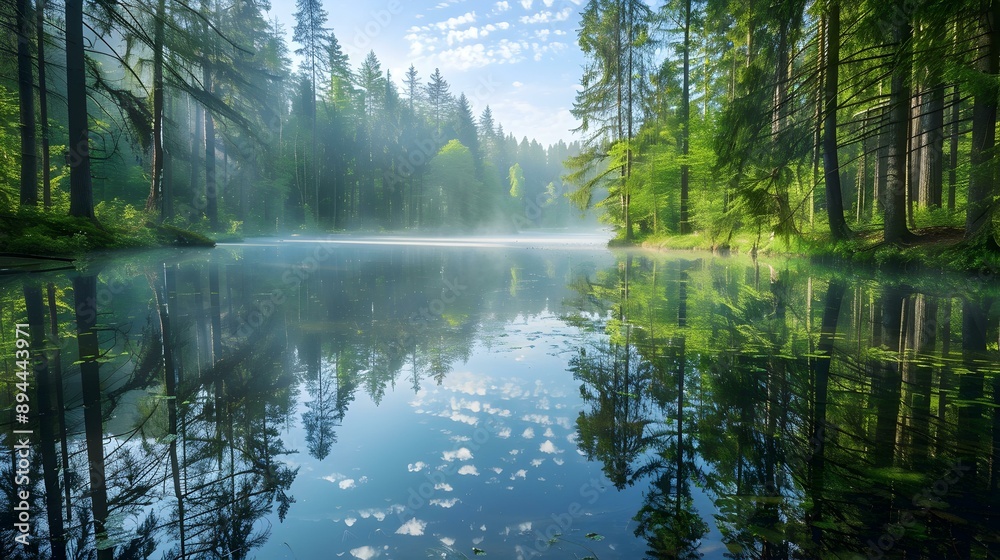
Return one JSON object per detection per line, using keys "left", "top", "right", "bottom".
{"left": 18, "top": 0, "right": 37, "bottom": 206}
{"left": 965, "top": 3, "right": 1000, "bottom": 247}
{"left": 679, "top": 0, "right": 691, "bottom": 234}
{"left": 47, "top": 284, "right": 72, "bottom": 522}
{"left": 146, "top": 0, "right": 166, "bottom": 217}
{"left": 823, "top": 1, "right": 851, "bottom": 240}
{"left": 883, "top": 9, "right": 914, "bottom": 244}
{"left": 37, "top": 0, "right": 51, "bottom": 208}
{"left": 25, "top": 285, "right": 67, "bottom": 560}
{"left": 949, "top": 83, "right": 960, "bottom": 212}
{"left": 205, "top": 64, "right": 218, "bottom": 230}
{"left": 66, "top": 0, "right": 95, "bottom": 219}
{"left": 73, "top": 275, "right": 111, "bottom": 560}
{"left": 920, "top": 82, "right": 945, "bottom": 208}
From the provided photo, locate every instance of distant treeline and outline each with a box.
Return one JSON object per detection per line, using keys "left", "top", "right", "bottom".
{"left": 0, "top": 0, "right": 587, "bottom": 235}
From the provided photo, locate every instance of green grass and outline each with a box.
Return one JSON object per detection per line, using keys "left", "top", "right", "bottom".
{"left": 632, "top": 225, "right": 1000, "bottom": 275}
{"left": 0, "top": 205, "right": 215, "bottom": 257}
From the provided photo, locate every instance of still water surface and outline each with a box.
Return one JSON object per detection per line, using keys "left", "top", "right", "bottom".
{"left": 1, "top": 232, "right": 998, "bottom": 559}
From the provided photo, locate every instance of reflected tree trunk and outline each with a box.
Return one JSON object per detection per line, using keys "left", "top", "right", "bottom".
{"left": 47, "top": 284, "right": 72, "bottom": 522}
{"left": 909, "top": 295, "right": 936, "bottom": 462}
{"left": 808, "top": 280, "right": 845, "bottom": 551}
{"left": 150, "top": 266, "right": 186, "bottom": 558}
{"left": 25, "top": 285, "right": 64, "bottom": 559}
{"left": 873, "top": 286, "right": 906, "bottom": 467}
{"left": 73, "top": 275, "right": 110, "bottom": 560}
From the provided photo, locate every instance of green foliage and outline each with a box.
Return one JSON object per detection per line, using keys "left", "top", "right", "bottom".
{"left": 508, "top": 162, "right": 524, "bottom": 199}
{"left": 0, "top": 208, "right": 117, "bottom": 256}
{"left": 0, "top": 85, "right": 19, "bottom": 208}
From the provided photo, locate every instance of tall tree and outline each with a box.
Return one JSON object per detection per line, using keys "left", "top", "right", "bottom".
{"left": 965, "top": 1, "right": 1000, "bottom": 248}
{"left": 569, "top": 0, "right": 654, "bottom": 241}
{"left": 822, "top": 0, "right": 851, "bottom": 240}
{"left": 426, "top": 68, "right": 451, "bottom": 135}
{"left": 36, "top": 0, "right": 51, "bottom": 208}
{"left": 402, "top": 64, "right": 421, "bottom": 114}
{"left": 679, "top": 0, "right": 692, "bottom": 234}
{"left": 17, "top": 0, "right": 37, "bottom": 206}
{"left": 293, "top": 0, "right": 330, "bottom": 223}
{"left": 146, "top": 0, "right": 167, "bottom": 217}
{"left": 882, "top": 0, "right": 915, "bottom": 244}
{"left": 66, "top": 0, "right": 95, "bottom": 219}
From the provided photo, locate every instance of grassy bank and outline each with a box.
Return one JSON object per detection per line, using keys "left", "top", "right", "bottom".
{"left": 637, "top": 227, "right": 1000, "bottom": 274}
{"left": 0, "top": 207, "right": 215, "bottom": 258}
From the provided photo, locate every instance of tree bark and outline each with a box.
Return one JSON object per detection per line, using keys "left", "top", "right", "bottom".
{"left": 823, "top": 1, "right": 851, "bottom": 240}
{"left": 965, "top": 3, "right": 1000, "bottom": 247}
{"left": 25, "top": 285, "right": 67, "bottom": 560}
{"left": 73, "top": 275, "right": 110, "bottom": 560}
{"left": 146, "top": 0, "right": 166, "bottom": 217}
{"left": 883, "top": 8, "right": 914, "bottom": 244}
{"left": 17, "top": 0, "right": 37, "bottom": 206}
{"left": 37, "top": 0, "right": 51, "bottom": 209}
{"left": 66, "top": 0, "right": 95, "bottom": 219}
{"left": 679, "top": 0, "right": 691, "bottom": 234}
{"left": 205, "top": 64, "right": 218, "bottom": 230}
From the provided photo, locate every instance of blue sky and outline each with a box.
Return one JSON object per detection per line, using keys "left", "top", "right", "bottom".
{"left": 267, "top": 0, "right": 587, "bottom": 147}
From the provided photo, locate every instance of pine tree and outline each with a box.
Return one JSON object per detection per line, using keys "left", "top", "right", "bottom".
{"left": 426, "top": 68, "right": 452, "bottom": 136}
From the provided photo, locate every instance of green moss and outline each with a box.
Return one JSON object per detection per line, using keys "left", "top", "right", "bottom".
{"left": 0, "top": 206, "right": 215, "bottom": 257}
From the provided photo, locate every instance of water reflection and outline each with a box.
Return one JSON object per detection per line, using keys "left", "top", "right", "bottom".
{"left": 0, "top": 240, "right": 997, "bottom": 559}
{"left": 564, "top": 255, "right": 1000, "bottom": 559}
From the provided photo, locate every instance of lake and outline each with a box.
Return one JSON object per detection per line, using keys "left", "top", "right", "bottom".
{"left": 1, "top": 232, "right": 998, "bottom": 559}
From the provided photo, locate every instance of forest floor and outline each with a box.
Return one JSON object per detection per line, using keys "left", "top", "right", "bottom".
{"left": 0, "top": 209, "right": 215, "bottom": 257}
{"left": 640, "top": 225, "right": 1000, "bottom": 275}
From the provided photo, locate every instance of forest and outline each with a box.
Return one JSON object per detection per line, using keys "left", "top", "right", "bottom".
{"left": 3, "top": 1, "right": 1000, "bottom": 255}
{"left": 0, "top": 0, "right": 583, "bottom": 253}
{"left": 567, "top": 0, "right": 1000, "bottom": 262}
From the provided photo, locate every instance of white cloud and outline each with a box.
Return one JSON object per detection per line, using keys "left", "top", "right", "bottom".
{"left": 447, "top": 27, "right": 480, "bottom": 46}
{"left": 431, "top": 498, "right": 460, "bottom": 508}
{"left": 543, "top": 427, "right": 555, "bottom": 437}
{"left": 520, "top": 0, "right": 532, "bottom": 9}
{"left": 345, "top": 517, "right": 357, "bottom": 526}
{"left": 497, "top": 427, "right": 512, "bottom": 438}
{"left": 530, "top": 458, "right": 545, "bottom": 467}
{"left": 443, "top": 372, "right": 490, "bottom": 395}
{"left": 408, "top": 462, "right": 428, "bottom": 472}
{"left": 443, "top": 447, "right": 474, "bottom": 462}
{"left": 440, "top": 537, "right": 457, "bottom": 546}
{"left": 435, "top": 482, "right": 454, "bottom": 491}
{"left": 539, "top": 440, "right": 563, "bottom": 454}
{"left": 396, "top": 518, "right": 428, "bottom": 536}
{"left": 522, "top": 427, "right": 535, "bottom": 439}
{"left": 458, "top": 465, "right": 480, "bottom": 476}
{"left": 339, "top": 479, "right": 356, "bottom": 490}
{"left": 322, "top": 472, "right": 348, "bottom": 484}
{"left": 359, "top": 508, "right": 387, "bottom": 521}
{"left": 434, "top": 11, "right": 477, "bottom": 31}
{"left": 522, "top": 414, "right": 552, "bottom": 425}
{"left": 519, "top": 8, "right": 572, "bottom": 24}
{"left": 512, "top": 81, "right": 523, "bottom": 88}
{"left": 350, "top": 546, "right": 380, "bottom": 560}
{"left": 448, "top": 411, "right": 479, "bottom": 425}
{"left": 511, "top": 469, "right": 527, "bottom": 479}
{"left": 496, "top": 1, "right": 510, "bottom": 11}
